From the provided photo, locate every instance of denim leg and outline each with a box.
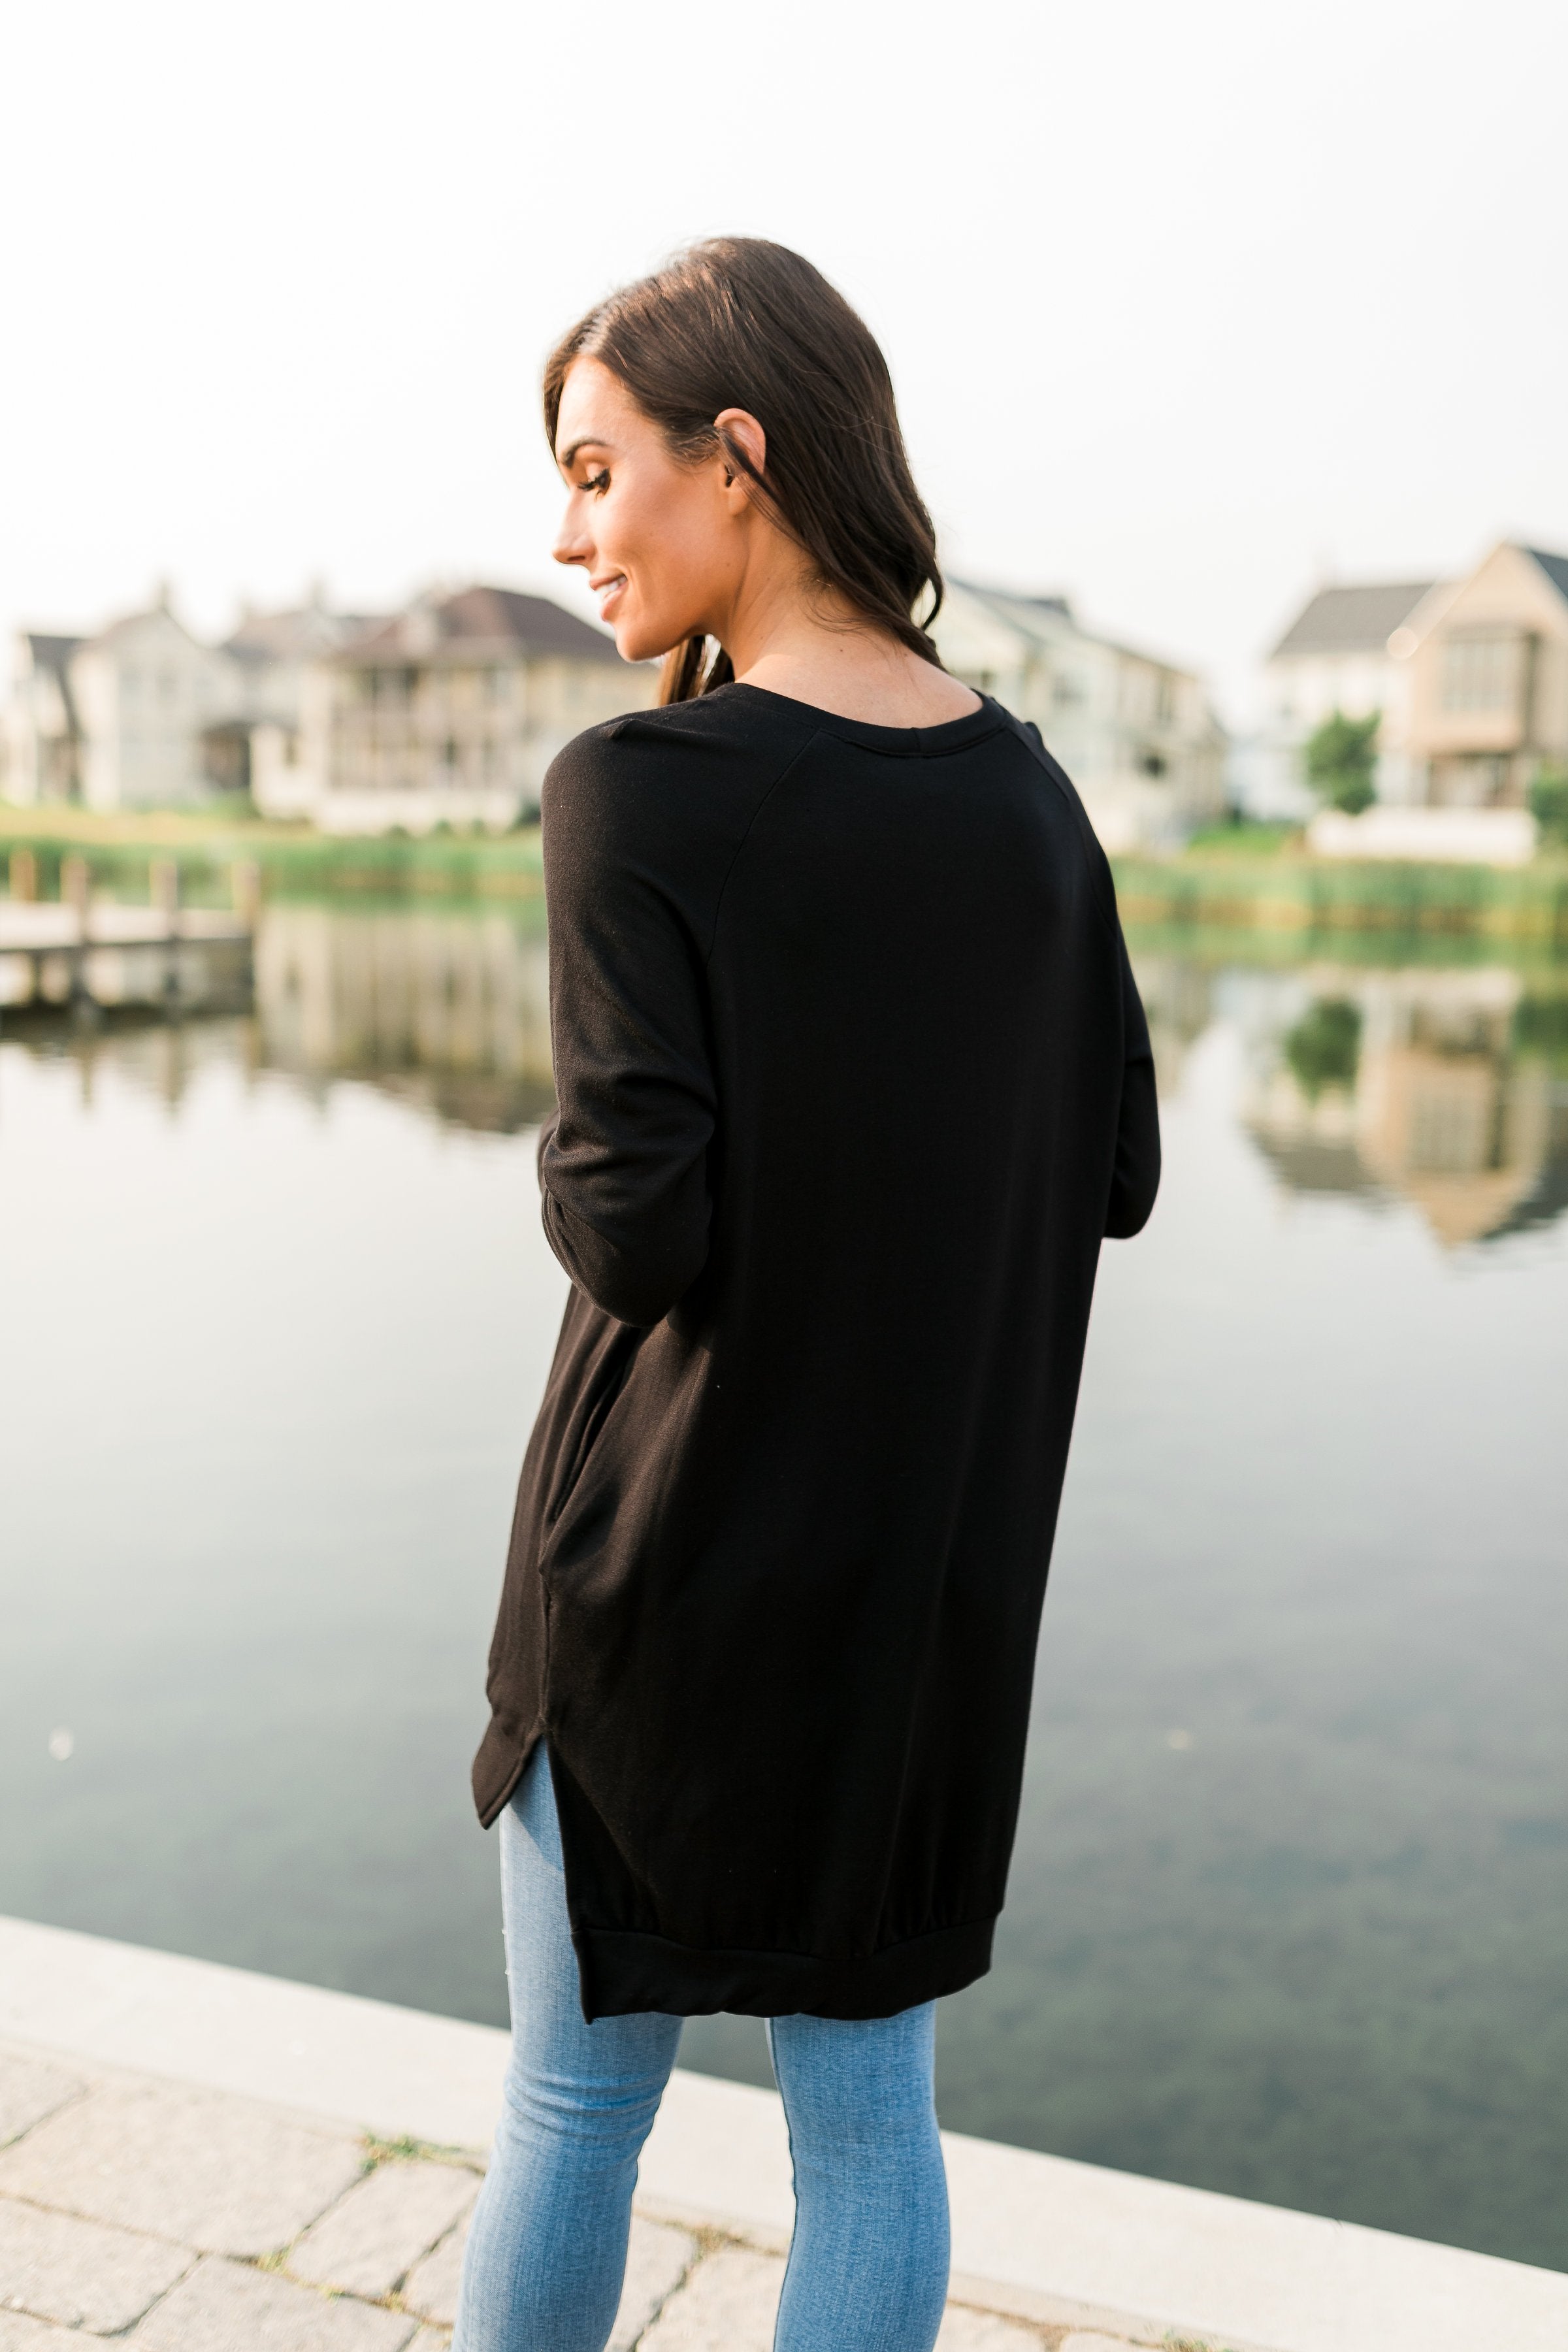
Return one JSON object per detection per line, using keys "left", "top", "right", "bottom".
{"left": 766, "top": 2002, "right": 950, "bottom": 2352}
{"left": 453, "top": 1750, "right": 683, "bottom": 2352}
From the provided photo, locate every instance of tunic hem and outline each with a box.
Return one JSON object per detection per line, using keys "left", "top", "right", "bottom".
{"left": 574, "top": 1913, "right": 997, "bottom": 2023}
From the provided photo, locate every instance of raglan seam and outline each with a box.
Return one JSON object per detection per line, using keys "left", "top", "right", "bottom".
{"left": 700, "top": 728, "right": 824, "bottom": 968}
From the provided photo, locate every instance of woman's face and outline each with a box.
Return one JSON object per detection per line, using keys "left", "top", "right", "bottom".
{"left": 552, "top": 357, "right": 756, "bottom": 663}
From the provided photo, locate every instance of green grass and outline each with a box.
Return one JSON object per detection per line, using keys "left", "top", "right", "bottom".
{"left": 1181, "top": 819, "right": 1303, "bottom": 855}
{"left": 1, "top": 806, "right": 544, "bottom": 904}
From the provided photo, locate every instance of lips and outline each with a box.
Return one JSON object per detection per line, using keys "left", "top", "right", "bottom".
{"left": 593, "top": 574, "right": 628, "bottom": 620}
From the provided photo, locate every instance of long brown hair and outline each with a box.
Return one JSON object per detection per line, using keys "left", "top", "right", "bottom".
{"left": 542, "top": 238, "right": 945, "bottom": 704}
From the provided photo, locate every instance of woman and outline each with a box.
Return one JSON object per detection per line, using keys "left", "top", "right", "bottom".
{"left": 457, "top": 238, "right": 1159, "bottom": 2352}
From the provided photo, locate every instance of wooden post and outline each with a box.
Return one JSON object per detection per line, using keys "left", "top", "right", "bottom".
{"left": 150, "top": 858, "right": 180, "bottom": 930}
{"left": 61, "top": 855, "right": 90, "bottom": 934}
{"left": 230, "top": 859, "right": 262, "bottom": 925}
{"left": 8, "top": 847, "right": 37, "bottom": 902}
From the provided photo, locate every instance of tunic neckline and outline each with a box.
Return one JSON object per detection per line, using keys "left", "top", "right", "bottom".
{"left": 717, "top": 680, "right": 1006, "bottom": 759}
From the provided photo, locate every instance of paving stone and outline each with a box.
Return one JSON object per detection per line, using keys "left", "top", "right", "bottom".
{"left": 287, "top": 2161, "right": 479, "bottom": 2298}
{"left": 0, "top": 2195, "right": 191, "bottom": 2331}
{"left": 133, "top": 2257, "right": 417, "bottom": 2352}
{"left": 0, "top": 2080, "right": 364, "bottom": 2259}
{"left": 400, "top": 2212, "right": 468, "bottom": 2328}
{"left": 937, "top": 2308, "right": 1045, "bottom": 2347}
{"left": 608, "top": 2219, "right": 699, "bottom": 2351}
{"left": 0, "top": 2059, "right": 82, "bottom": 2152}
{"left": 636, "top": 2246, "right": 784, "bottom": 2352}
{"left": 0, "top": 2314, "right": 79, "bottom": 2349}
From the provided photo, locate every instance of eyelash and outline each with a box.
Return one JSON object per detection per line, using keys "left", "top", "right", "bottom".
{"left": 583, "top": 468, "right": 610, "bottom": 495}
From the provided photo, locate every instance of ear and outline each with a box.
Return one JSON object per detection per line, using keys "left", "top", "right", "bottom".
{"left": 713, "top": 408, "right": 766, "bottom": 510}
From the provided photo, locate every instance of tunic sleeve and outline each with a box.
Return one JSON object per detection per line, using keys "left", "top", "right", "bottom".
{"left": 536, "top": 731, "right": 717, "bottom": 1328}
{"left": 1105, "top": 931, "right": 1160, "bottom": 1239}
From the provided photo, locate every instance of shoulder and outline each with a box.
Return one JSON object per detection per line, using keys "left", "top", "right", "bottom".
{"left": 988, "top": 701, "right": 1122, "bottom": 934}
{"left": 542, "top": 688, "right": 812, "bottom": 843}
{"left": 542, "top": 689, "right": 814, "bottom": 920}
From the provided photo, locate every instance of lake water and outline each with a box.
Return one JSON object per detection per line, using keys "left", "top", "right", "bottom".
{"left": 3, "top": 901, "right": 1566, "bottom": 2272}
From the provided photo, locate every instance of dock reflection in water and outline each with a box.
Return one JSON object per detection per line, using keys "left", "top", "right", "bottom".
{"left": 3, "top": 903, "right": 1567, "bottom": 2275}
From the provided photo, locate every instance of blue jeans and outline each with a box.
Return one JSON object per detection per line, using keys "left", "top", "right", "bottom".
{"left": 453, "top": 1750, "right": 950, "bottom": 2352}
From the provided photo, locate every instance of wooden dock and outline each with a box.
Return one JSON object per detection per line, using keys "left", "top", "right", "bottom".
{"left": 1, "top": 851, "right": 255, "bottom": 1015}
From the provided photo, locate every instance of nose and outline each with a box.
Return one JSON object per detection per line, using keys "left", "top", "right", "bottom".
{"left": 553, "top": 493, "right": 591, "bottom": 570}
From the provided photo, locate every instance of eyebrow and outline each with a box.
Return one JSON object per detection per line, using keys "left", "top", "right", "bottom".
{"left": 557, "top": 437, "right": 614, "bottom": 470}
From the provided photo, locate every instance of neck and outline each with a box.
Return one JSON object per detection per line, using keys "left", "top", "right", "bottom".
{"left": 711, "top": 542, "right": 981, "bottom": 730}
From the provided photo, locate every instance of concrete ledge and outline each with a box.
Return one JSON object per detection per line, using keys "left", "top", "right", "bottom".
{"left": 4, "top": 1914, "right": 1565, "bottom": 2352}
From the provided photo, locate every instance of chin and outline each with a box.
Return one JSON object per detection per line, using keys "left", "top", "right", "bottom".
{"left": 613, "top": 618, "right": 673, "bottom": 665}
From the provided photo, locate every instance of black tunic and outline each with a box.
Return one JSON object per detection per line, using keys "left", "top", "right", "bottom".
{"left": 472, "top": 683, "right": 1159, "bottom": 2021}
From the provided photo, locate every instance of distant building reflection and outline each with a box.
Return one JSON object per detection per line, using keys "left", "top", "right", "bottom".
{"left": 1241, "top": 966, "right": 1568, "bottom": 1245}
{"left": 1128, "top": 956, "right": 1215, "bottom": 1097}
{"left": 255, "top": 903, "right": 554, "bottom": 1131}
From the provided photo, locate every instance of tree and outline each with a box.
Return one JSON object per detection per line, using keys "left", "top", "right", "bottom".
{"left": 1304, "top": 710, "right": 1380, "bottom": 816}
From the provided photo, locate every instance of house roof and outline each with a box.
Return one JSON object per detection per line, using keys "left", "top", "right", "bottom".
{"left": 24, "top": 633, "right": 82, "bottom": 675}
{"left": 86, "top": 604, "right": 201, "bottom": 653}
{"left": 20, "top": 634, "right": 82, "bottom": 734}
{"left": 224, "top": 607, "right": 385, "bottom": 664}
{"left": 1269, "top": 582, "right": 1436, "bottom": 661}
{"left": 948, "top": 581, "right": 1076, "bottom": 632}
{"left": 1525, "top": 547, "right": 1568, "bottom": 606}
{"left": 339, "top": 585, "right": 622, "bottom": 668}
{"left": 949, "top": 579, "right": 1200, "bottom": 682}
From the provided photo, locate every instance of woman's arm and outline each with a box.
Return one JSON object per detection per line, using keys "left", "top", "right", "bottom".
{"left": 536, "top": 735, "right": 717, "bottom": 1328}
{"left": 1105, "top": 932, "right": 1160, "bottom": 1239}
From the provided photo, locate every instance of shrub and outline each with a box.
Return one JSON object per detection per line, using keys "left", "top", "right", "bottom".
{"left": 1529, "top": 764, "right": 1568, "bottom": 847}
{"left": 1285, "top": 998, "right": 1362, "bottom": 1096}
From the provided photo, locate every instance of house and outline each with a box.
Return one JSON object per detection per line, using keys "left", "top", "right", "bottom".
{"left": 4, "top": 593, "right": 242, "bottom": 811}
{"left": 1260, "top": 543, "right": 1568, "bottom": 839}
{"left": 225, "top": 598, "right": 385, "bottom": 818}
{"left": 1259, "top": 579, "right": 1438, "bottom": 813}
{"left": 2, "top": 634, "right": 83, "bottom": 804}
{"left": 289, "top": 584, "right": 654, "bottom": 836}
{"left": 930, "top": 581, "right": 1226, "bottom": 851}
{"left": 1399, "top": 542, "right": 1568, "bottom": 808}
{"left": 70, "top": 596, "right": 242, "bottom": 811}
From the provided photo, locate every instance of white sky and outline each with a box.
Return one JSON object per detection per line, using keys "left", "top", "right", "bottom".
{"left": 5, "top": 0, "right": 1565, "bottom": 723}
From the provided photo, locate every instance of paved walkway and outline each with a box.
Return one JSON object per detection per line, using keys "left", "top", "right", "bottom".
{"left": 0, "top": 2042, "right": 1138, "bottom": 2352}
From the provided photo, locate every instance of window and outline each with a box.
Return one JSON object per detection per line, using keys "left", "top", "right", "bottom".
{"left": 1441, "top": 634, "right": 1520, "bottom": 715}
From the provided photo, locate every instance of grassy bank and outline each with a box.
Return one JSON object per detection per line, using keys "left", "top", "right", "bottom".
{"left": 5, "top": 805, "right": 1568, "bottom": 945}
{"left": 0, "top": 806, "right": 544, "bottom": 903}
{"left": 1111, "top": 844, "right": 1568, "bottom": 947}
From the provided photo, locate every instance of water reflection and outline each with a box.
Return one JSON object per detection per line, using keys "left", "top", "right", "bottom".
{"left": 9, "top": 906, "right": 1568, "bottom": 1249}
{"left": 257, "top": 904, "right": 553, "bottom": 1132}
{"left": 1196, "top": 964, "right": 1568, "bottom": 1246}
{"left": 2, "top": 901, "right": 556, "bottom": 1135}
